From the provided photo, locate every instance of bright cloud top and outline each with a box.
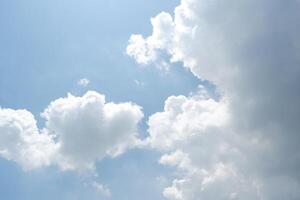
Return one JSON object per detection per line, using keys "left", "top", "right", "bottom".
{"left": 0, "top": 91, "right": 143, "bottom": 171}
{"left": 128, "top": 0, "right": 300, "bottom": 199}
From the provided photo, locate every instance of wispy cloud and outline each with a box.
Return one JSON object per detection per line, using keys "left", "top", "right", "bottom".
{"left": 77, "top": 78, "right": 90, "bottom": 87}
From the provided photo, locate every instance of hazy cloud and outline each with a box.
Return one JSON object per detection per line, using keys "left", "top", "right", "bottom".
{"left": 77, "top": 78, "right": 90, "bottom": 87}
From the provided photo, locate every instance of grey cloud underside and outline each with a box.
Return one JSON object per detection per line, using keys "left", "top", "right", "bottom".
{"left": 128, "top": 0, "right": 300, "bottom": 199}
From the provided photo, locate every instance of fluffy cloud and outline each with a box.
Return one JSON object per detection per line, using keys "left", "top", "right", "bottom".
{"left": 43, "top": 91, "right": 143, "bottom": 170}
{"left": 128, "top": 0, "right": 300, "bottom": 199}
{"left": 0, "top": 108, "right": 56, "bottom": 170}
{"left": 126, "top": 12, "right": 173, "bottom": 65}
{"left": 146, "top": 88, "right": 300, "bottom": 200}
{"left": 0, "top": 91, "right": 143, "bottom": 171}
{"left": 147, "top": 91, "right": 261, "bottom": 199}
{"left": 147, "top": 90, "right": 228, "bottom": 151}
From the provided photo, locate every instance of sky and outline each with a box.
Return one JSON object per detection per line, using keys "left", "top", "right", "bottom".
{"left": 1, "top": 0, "right": 300, "bottom": 200}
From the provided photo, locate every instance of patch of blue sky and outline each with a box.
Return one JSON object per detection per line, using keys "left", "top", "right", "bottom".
{"left": 0, "top": 0, "right": 209, "bottom": 199}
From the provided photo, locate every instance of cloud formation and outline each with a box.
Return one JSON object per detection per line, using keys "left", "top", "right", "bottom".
{"left": 0, "top": 108, "right": 56, "bottom": 170}
{"left": 0, "top": 91, "right": 143, "bottom": 171}
{"left": 128, "top": 0, "right": 300, "bottom": 199}
{"left": 43, "top": 91, "right": 143, "bottom": 170}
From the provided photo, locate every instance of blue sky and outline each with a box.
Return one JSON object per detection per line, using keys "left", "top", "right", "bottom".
{"left": 0, "top": 0, "right": 201, "bottom": 199}
{"left": 2, "top": 0, "right": 299, "bottom": 200}
{"left": 0, "top": 0, "right": 203, "bottom": 122}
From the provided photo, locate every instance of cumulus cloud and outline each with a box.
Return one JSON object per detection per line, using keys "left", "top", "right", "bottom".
{"left": 0, "top": 91, "right": 143, "bottom": 171}
{"left": 0, "top": 108, "right": 56, "bottom": 170}
{"left": 127, "top": 13, "right": 174, "bottom": 71}
{"left": 128, "top": 0, "right": 300, "bottom": 199}
{"left": 147, "top": 91, "right": 261, "bottom": 199}
{"left": 43, "top": 91, "right": 143, "bottom": 171}
{"left": 147, "top": 90, "right": 228, "bottom": 151}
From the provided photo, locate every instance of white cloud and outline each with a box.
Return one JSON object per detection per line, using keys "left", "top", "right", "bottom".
{"left": 126, "top": 12, "right": 174, "bottom": 71}
{"left": 128, "top": 0, "right": 300, "bottom": 199}
{"left": 42, "top": 91, "right": 143, "bottom": 171}
{"left": 77, "top": 78, "right": 90, "bottom": 87}
{"left": 126, "top": 12, "right": 174, "bottom": 65}
{"left": 147, "top": 91, "right": 228, "bottom": 151}
{"left": 146, "top": 91, "right": 260, "bottom": 199}
{"left": 0, "top": 108, "right": 56, "bottom": 170}
{"left": 127, "top": 34, "right": 157, "bottom": 65}
{"left": 0, "top": 91, "right": 143, "bottom": 172}
{"left": 146, "top": 91, "right": 269, "bottom": 199}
